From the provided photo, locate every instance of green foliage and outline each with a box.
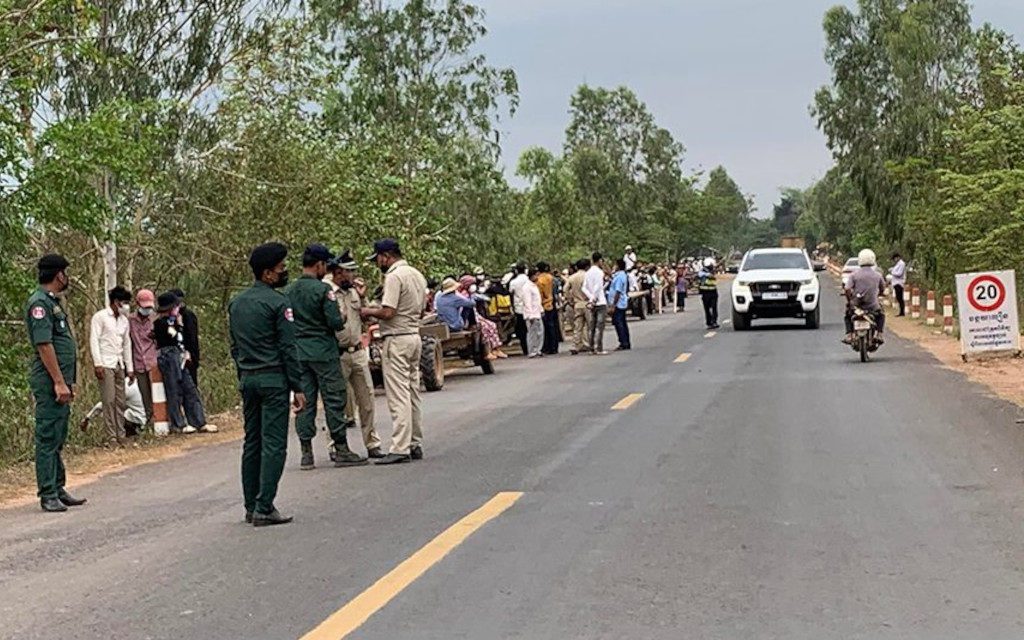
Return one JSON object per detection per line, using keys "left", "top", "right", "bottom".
{"left": 813, "top": 0, "right": 973, "bottom": 243}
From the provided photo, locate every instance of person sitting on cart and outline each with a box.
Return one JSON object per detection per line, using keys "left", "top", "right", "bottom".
{"left": 435, "top": 277, "right": 476, "bottom": 332}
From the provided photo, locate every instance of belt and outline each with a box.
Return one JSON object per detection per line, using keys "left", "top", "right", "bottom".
{"left": 240, "top": 365, "right": 283, "bottom": 375}
{"left": 382, "top": 333, "right": 418, "bottom": 338}
{"left": 340, "top": 344, "right": 363, "bottom": 353}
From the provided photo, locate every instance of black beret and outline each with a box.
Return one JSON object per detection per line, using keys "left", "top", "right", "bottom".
{"left": 38, "top": 254, "right": 69, "bottom": 273}
{"left": 249, "top": 242, "right": 288, "bottom": 276}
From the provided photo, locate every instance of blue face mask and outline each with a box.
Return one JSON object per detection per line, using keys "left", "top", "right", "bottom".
{"left": 138, "top": 307, "right": 153, "bottom": 317}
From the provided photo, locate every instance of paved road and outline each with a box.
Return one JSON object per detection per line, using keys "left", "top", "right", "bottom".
{"left": 4, "top": 279, "right": 1024, "bottom": 639}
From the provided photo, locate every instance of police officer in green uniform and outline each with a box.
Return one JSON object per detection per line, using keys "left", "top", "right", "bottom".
{"left": 287, "top": 244, "right": 367, "bottom": 470}
{"left": 26, "top": 254, "right": 87, "bottom": 513}
{"left": 229, "top": 243, "right": 307, "bottom": 527}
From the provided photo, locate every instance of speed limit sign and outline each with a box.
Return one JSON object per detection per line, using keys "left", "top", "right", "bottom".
{"left": 955, "top": 270, "right": 1020, "bottom": 357}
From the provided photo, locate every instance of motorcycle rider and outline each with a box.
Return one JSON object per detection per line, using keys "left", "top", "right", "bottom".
{"left": 843, "top": 249, "right": 886, "bottom": 345}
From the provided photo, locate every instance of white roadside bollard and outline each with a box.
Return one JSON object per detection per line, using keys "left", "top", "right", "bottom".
{"left": 943, "top": 294, "right": 954, "bottom": 335}
{"left": 911, "top": 287, "right": 921, "bottom": 320}
{"left": 926, "top": 290, "right": 936, "bottom": 326}
{"left": 151, "top": 364, "right": 170, "bottom": 436}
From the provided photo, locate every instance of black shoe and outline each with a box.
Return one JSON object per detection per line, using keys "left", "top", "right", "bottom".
{"left": 410, "top": 446, "right": 423, "bottom": 461}
{"left": 333, "top": 449, "right": 369, "bottom": 468}
{"left": 615, "top": 345, "right": 631, "bottom": 351}
{"left": 367, "top": 447, "right": 386, "bottom": 459}
{"left": 252, "top": 509, "right": 293, "bottom": 527}
{"left": 40, "top": 497, "right": 67, "bottom": 513}
{"left": 58, "top": 489, "right": 87, "bottom": 507}
{"left": 245, "top": 510, "right": 253, "bottom": 524}
{"left": 375, "top": 453, "right": 411, "bottom": 465}
{"left": 300, "top": 440, "right": 315, "bottom": 470}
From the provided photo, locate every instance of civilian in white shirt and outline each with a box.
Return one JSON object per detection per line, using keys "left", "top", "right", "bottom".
{"left": 90, "top": 286, "right": 135, "bottom": 443}
{"left": 889, "top": 252, "right": 907, "bottom": 317}
{"left": 624, "top": 245, "right": 637, "bottom": 272}
{"left": 582, "top": 252, "right": 609, "bottom": 355}
{"left": 507, "top": 262, "right": 530, "bottom": 356}
{"left": 523, "top": 270, "right": 545, "bottom": 358}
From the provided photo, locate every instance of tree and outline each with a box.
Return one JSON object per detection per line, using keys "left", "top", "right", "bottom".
{"left": 812, "top": 0, "right": 973, "bottom": 243}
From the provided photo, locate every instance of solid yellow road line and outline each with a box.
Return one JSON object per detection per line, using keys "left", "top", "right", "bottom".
{"left": 674, "top": 352, "right": 692, "bottom": 363}
{"left": 704, "top": 331, "right": 717, "bottom": 338}
{"left": 611, "top": 393, "right": 645, "bottom": 410}
{"left": 300, "top": 492, "right": 524, "bottom": 640}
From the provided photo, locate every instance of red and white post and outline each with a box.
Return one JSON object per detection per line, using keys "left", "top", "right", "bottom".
{"left": 926, "top": 290, "right": 936, "bottom": 326}
{"left": 150, "top": 364, "right": 169, "bottom": 436}
{"left": 943, "top": 294, "right": 954, "bottom": 334}
{"left": 911, "top": 287, "right": 921, "bottom": 320}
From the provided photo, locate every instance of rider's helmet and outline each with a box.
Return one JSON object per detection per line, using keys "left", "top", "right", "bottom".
{"left": 857, "top": 249, "right": 877, "bottom": 267}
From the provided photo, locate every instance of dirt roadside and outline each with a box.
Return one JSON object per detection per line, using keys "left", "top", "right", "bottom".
{"left": 0, "top": 412, "right": 242, "bottom": 508}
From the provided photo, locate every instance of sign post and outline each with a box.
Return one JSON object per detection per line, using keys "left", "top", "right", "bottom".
{"left": 954, "top": 270, "right": 1020, "bottom": 360}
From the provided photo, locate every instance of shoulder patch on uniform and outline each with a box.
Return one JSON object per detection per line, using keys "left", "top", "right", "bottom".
{"left": 285, "top": 307, "right": 294, "bottom": 322}
{"left": 326, "top": 290, "right": 336, "bottom": 302}
{"left": 31, "top": 306, "right": 46, "bottom": 320}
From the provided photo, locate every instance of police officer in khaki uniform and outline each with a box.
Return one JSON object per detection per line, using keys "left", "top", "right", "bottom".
{"left": 360, "top": 239, "right": 427, "bottom": 465}
{"left": 228, "top": 243, "right": 306, "bottom": 527}
{"left": 325, "top": 251, "right": 382, "bottom": 459}
{"left": 26, "top": 254, "right": 87, "bottom": 513}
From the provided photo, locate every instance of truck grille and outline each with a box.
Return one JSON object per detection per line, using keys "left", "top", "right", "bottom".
{"left": 750, "top": 281, "right": 799, "bottom": 294}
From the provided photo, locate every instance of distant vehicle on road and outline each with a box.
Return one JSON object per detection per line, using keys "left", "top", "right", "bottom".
{"left": 731, "top": 248, "right": 821, "bottom": 330}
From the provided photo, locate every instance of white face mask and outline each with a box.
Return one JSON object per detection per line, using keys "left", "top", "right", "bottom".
{"left": 138, "top": 307, "right": 153, "bottom": 317}
{"left": 119, "top": 304, "right": 131, "bottom": 316}
{"left": 469, "top": 284, "right": 478, "bottom": 294}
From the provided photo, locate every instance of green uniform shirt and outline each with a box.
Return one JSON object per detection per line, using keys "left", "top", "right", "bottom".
{"left": 228, "top": 282, "right": 303, "bottom": 392}
{"left": 25, "top": 287, "right": 77, "bottom": 384}
{"left": 286, "top": 274, "right": 343, "bottom": 362}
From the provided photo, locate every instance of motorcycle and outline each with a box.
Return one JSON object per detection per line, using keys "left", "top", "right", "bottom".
{"left": 849, "top": 306, "right": 881, "bottom": 362}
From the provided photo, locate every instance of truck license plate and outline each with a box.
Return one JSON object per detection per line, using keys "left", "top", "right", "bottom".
{"left": 762, "top": 292, "right": 788, "bottom": 301}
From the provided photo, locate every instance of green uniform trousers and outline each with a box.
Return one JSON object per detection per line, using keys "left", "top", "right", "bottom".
{"left": 31, "top": 374, "right": 69, "bottom": 500}
{"left": 294, "top": 359, "right": 348, "bottom": 444}
{"left": 240, "top": 371, "right": 290, "bottom": 515}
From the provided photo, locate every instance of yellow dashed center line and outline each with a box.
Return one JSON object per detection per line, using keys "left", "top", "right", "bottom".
{"left": 299, "top": 492, "right": 524, "bottom": 640}
{"left": 674, "top": 352, "right": 692, "bottom": 363}
{"left": 611, "top": 393, "right": 645, "bottom": 410}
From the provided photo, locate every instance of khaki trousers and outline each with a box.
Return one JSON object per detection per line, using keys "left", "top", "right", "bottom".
{"left": 381, "top": 334, "right": 423, "bottom": 455}
{"left": 341, "top": 348, "right": 380, "bottom": 450}
{"left": 101, "top": 366, "right": 126, "bottom": 441}
{"left": 572, "top": 304, "right": 591, "bottom": 352}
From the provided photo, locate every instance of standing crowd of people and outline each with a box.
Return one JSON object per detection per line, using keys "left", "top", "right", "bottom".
{"left": 22, "top": 241, "right": 723, "bottom": 521}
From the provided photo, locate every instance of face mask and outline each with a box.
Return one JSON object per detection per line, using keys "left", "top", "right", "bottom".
{"left": 57, "top": 272, "right": 70, "bottom": 293}
{"left": 120, "top": 304, "right": 131, "bottom": 316}
{"left": 138, "top": 307, "right": 153, "bottom": 317}
{"left": 339, "top": 280, "right": 353, "bottom": 291}
{"left": 469, "top": 284, "right": 478, "bottom": 294}
{"left": 272, "top": 270, "right": 289, "bottom": 288}
{"left": 378, "top": 262, "right": 389, "bottom": 274}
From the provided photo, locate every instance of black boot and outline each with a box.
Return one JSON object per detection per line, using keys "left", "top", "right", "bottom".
{"left": 58, "top": 489, "right": 87, "bottom": 507}
{"left": 252, "top": 509, "right": 293, "bottom": 527}
{"left": 40, "top": 497, "right": 67, "bottom": 512}
{"left": 333, "top": 442, "right": 368, "bottom": 468}
{"left": 300, "top": 440, "right": 315, "bottom": 470}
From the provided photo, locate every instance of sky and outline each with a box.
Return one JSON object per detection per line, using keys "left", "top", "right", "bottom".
{"left": 473, "top": 0, "right": 1024, "bottom": 218}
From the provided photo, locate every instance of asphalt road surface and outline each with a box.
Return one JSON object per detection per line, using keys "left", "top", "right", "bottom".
{"left": 4, "top": 278, "right": 1024, "bottom": 639}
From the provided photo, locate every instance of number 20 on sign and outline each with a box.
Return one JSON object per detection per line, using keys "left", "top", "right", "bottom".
{"left": 954, "top": 270, "right": 1020, "bottom": 358}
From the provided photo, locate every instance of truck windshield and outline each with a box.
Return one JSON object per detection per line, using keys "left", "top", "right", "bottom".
{"left": 742, "top": 253, "right": 809, "bottom": 271}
